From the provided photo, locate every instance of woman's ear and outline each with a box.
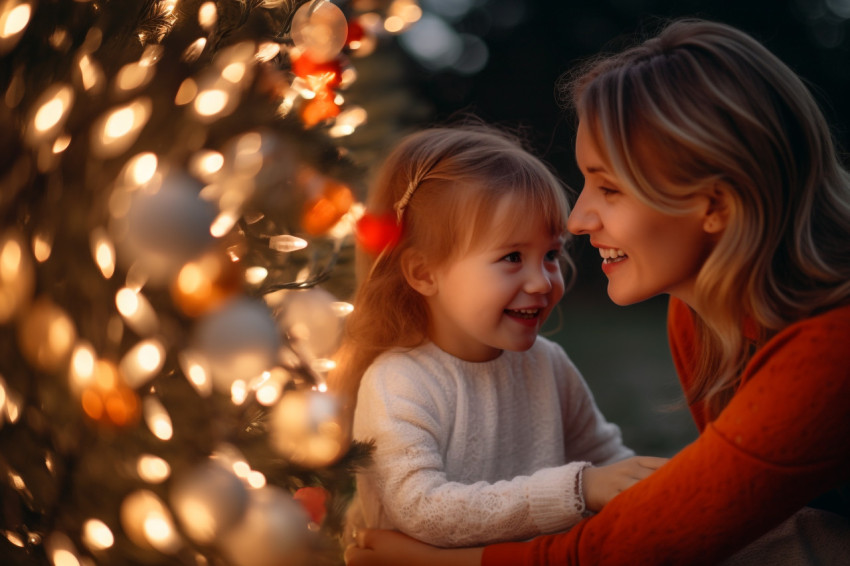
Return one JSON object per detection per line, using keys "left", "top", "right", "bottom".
{"left": 401, "top": 249, "right": 438, "bottom": 296}
{"left": 703, "top": 181, "right": 733, "bottom": 234}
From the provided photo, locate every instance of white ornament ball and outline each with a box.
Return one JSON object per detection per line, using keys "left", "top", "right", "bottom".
{"left": 115, "top": 170, "right": 217, "bottom": 285}
{"left": 270, "top": 390, "right": 349, "bottom": 468}
{"left": 192, "top": 297, "right": 281, "bottom": 393}
{"left": 290, "top": 0, "right": 348, "bottom": 63}
{"left": 219, "top": 486, "right": 311, "bottom": 566}
{"left": 169, "top": 460, "right": 248, "bottom": 544}
{"left": 276, "top": 287, "right": 343, "bottom": 359}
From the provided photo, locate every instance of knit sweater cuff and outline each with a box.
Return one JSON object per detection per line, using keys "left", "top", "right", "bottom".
{"left": 527, "top": 461, "right": 592, "bottom": 533}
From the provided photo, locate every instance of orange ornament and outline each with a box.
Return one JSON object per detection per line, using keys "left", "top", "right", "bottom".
{"left": 299, "top": 91, "right": 341, "bottom": 128}
{"left": 80, "top": 360, "right": 141, "bottom": 428}
{"left": 301, "top": 179, "right": 353, "bottom": 235}
{"left": 171, "top": 247, "right": 244, "bottom": 318}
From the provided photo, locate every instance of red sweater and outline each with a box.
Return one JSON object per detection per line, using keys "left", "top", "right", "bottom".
{"left": 482, "top": 297, "right": 850, "bottom": 565}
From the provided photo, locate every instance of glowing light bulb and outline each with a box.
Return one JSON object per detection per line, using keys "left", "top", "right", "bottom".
{"left": 82, "top": 519, "right": 114, "bottom": 551}
{"left": 137, "top": 454, "right": 171, "bottom": 483}
{"left": 91, "top": 98, "right": 152, "bottom": 158}
{"left": 256, "top": 41, "right": 280, "bottom": 62}
{"left": 69, "top": 341, "right": 97, "bottom": 393}
{"left": 77, "top": 54, "right": 104, "bottom": 93}
{"left": 182, "top": 37, "right": 207, "bottom": 63}
{"left": 115, "top": 287, "right": 159, "bottom": 336}
{"left": 35, "top": 99, "right": 65, "bottom": 132}
{"left": 221, "top": 62, "right": 246, "bottom": 83}
{"left": 90, "top": 228, "right": 116, "bottom": 279}
{"left": 121, "top": 490, "right": 180, "bottom": 553}
{"left": 247, "top": 470, "right": 266, "bottom": 488}
{"left": 210, "top": 209, "right": 238, "bottom": 237}
{"left": 175, "top": 78, "right": 198, "bottom": 105}
{"left": 127, "top": 152, "right": 158, "bottom": 186}
{"left": 331, "top": 301, "right": 354, "bottom": 316}
{"left": 52, "top": 135, "right": 71, "bottom": 154}
{"left": 269, "top": 235, "right": 308, "bottom": 252}
{"left": 25, "top": 84, "right": 73, "bottom": 145}
{"left": 244, "top": 266, "right": 268, "bottom": 285}
{"left": 194, "top": 89, "right": 229, "bottom": 117}
{"left": 198, "top": 2, "right": 217, "bottom": 29}
{"left": 120, "top": 339, "right": 166, "bottom": 388}
{"left": 1, "top": 3, "right": 31, "bottom": 38}
{"left": 115, "top": 61, "right": 155, "bottom": 92}
{"left": 189, "top": 150, "right": 224, "bottom": 181}
{"left": 143, "top": 396, "right": 173, "bottom": 441}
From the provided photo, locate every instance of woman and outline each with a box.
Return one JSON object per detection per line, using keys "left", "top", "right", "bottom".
{"left": 344, "top": 18, "right": 850, "bottom": 566}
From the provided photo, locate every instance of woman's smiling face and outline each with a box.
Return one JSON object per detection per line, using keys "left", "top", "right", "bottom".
{"left": 567, "top": 120, "right": 717, "bottom": 308}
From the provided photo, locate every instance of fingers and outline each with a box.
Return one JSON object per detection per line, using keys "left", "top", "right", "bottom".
{"left": 637, "top": 456, "right": 669, "bottom": 470}
{"left": 344, "top": 543, "right": 365, "bottom": 566}
{"left": 343, "top": 529, "right": 371, "bottom": 566}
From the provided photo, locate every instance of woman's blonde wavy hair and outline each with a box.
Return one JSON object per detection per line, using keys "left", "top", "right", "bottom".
{"left": 563, "top": 19, "right": 850, "bottom": 417}
{"left": 329, "top": 121, "right": 573, "bottom": 409}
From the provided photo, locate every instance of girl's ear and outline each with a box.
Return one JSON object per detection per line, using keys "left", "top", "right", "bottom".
{"left": 703, "top": 181, "right": 733, "bottom": 234}
{"left": 401, "top": 249, "right": 438, "bottom": 296}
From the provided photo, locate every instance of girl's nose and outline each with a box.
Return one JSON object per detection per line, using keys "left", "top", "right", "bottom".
{"left": 525, "top": 263, "right": 554, "bottom": 294}
{"left": 567, "top": 188, "right": 599, "bottom": 235}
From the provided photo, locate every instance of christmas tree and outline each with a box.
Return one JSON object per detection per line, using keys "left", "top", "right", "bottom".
{"left": 0, "top": 0, "right": 434, "bottom": 564}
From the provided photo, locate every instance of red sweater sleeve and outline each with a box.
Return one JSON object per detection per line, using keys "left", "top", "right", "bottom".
{"left": 482, "top": 298, "right": 850, "bottom": 566}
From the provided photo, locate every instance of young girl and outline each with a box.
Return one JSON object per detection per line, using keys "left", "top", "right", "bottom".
{"left": 331, "top": 124, "right": 666, "bottom": 548}
{"left": 343, "top": 18, "right": 850, "bottom": 566}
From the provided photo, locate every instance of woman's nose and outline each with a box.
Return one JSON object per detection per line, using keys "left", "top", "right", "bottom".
{"left": 567, "top": 188, "right": 598, "bottom": 235}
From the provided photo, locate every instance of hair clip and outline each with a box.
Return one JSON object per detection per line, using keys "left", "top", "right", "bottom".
{"left": 393, "top": 181, "right": 419, "bottom": 224}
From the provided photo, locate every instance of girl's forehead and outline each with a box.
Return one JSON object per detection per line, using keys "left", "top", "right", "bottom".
{"left": 478, "top": 200, "right": 565, "bottom": 245}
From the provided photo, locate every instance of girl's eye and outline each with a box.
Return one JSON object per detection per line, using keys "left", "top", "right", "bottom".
{"left": 502, "top": 252, "right": 521, "bottom": 263}
{"left": 600, "top": 186, "right": 619, "bottom": 196}
{"left": 545, "top": 249, "right": 561, "bottom": 262}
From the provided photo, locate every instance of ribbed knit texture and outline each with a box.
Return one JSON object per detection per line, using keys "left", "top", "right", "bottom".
{"left": 351, "top": 336, "right": 632, "bottom": 547}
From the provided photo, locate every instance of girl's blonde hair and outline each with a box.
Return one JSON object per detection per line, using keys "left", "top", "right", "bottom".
{"left": 329, "top": 122, "right": 573, "bottom": 406}
{"left": 563, "top": 18, "right": 850, "bottom": 417}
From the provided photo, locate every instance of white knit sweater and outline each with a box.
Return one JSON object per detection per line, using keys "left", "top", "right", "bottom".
{"left": 350, "top": 336, "right": 633, "bottom": 547}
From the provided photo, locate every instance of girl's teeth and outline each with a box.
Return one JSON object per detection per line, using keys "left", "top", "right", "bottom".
{"left": 508, "top": 309, "right": 539, "bottom": 319}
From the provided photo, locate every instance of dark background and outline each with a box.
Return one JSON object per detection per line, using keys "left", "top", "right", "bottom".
{"left": 412, "top": 0, "right": 850, "bottom": 456}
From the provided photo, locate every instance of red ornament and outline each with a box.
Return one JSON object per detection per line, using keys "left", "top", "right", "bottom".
{"left": 291, "top": 52, "right": 343, "bottom": 90}
{"left": 355, "top": 211, "right": 402, "bottom": 254}
{"left": 293, "top": 486, "right": 329, "bottom": 525}
{"left": 346, "top": 19, "right": 365, "bottom": 47}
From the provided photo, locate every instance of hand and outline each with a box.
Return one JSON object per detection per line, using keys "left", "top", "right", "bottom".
{"left": 344, "top": 529, "right": 483, "bottom": 566}
{"left": 583, "top": 455, "right": 668, "bottom": 512}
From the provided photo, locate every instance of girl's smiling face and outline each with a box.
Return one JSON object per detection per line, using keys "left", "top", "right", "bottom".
{"left": 567, "top": 120, "right": 717, "bottom": 308}
{"left": 420, "top": 198, "right": 566, "bottom": 363}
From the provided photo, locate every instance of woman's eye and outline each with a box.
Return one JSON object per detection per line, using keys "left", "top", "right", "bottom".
{"left": 502, "top": 252, "right": 521, "bottom": 263}
{"left": 600, "top": 186, "right": 619, "bottom": 196}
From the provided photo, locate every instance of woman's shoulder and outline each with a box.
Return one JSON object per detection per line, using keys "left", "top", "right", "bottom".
{"left": 796, "top": 302, "right": 850, "bottom": 331}
{"left": 768, "top": 302, "right": 850, "bottom": 354}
